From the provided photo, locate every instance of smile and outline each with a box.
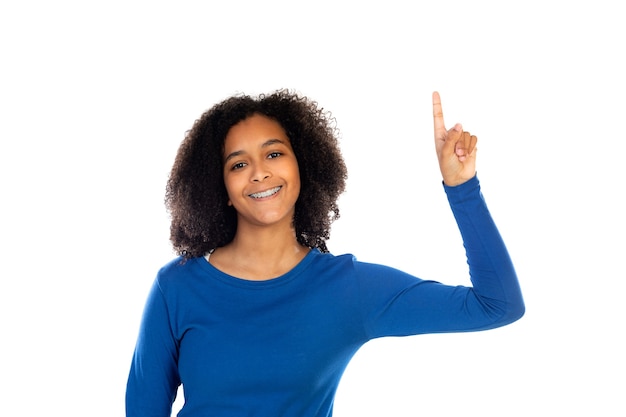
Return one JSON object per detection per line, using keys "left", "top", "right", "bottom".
{"left": 249, "top": 186, "right": 282, "bottom": 199}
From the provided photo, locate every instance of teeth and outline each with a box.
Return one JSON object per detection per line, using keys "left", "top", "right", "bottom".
{"left": 249, "top": 186, "right": 281, "bottom": 199}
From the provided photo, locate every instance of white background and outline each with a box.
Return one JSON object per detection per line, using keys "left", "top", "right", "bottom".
{"left": 1, "top": 1, "right": 624, "bottom": 416}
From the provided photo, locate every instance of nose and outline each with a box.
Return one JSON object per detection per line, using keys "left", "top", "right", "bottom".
{"left": 253, "top": 174, "right": 270, "bottom": 182}
{"left": 251, "top": 162, "right": 271, "bottom": 182}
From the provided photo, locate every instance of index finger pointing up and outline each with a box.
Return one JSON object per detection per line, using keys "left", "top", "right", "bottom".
{"left": 432, "top": 91, "right": 447, "bottom": 140}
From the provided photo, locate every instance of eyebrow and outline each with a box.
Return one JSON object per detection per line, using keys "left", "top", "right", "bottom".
{"left": 224, "top": 138, "right": 287, "bottom": 163}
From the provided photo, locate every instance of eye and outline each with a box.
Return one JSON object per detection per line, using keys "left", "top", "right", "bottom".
{"left": 268, "top": 151, "right": 282, "bottom": 159}
{"left": 231, "top": 161, "right": 247, "bottom": 171}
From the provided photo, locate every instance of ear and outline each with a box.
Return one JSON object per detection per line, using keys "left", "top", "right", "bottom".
{"left": 227, "top": 199, "right": 232, "bottom": 206}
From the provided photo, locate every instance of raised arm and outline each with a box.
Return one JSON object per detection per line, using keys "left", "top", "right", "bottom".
{"left": 355, "top": 93, "right": 524, "bottom": 337}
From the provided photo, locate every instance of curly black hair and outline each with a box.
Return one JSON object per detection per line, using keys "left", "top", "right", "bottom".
{"left": 165, "top": 89, "right": 348, "bottom": 259}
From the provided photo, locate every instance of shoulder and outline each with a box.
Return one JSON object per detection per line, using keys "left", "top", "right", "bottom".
{"left": 157, "top": 255, "right": 193, "bottom": 275}
{"left": 154, "top": 256, "right": 206, "bottom": 288}
{"left": 309, "top": 250, "right": 408, "bottom": 275}
{"left": 320, "top": 250, "right": 430, "bottom": 287}
{"left": 307, "top": 250, "right": 408, "bottom": 282}
{"left": 308, "top": 249, "right": 357, "bottom": 271}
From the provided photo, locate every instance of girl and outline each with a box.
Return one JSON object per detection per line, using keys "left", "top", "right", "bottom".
{"left": 126, "top": 90, "right": 524, "bottom": 417}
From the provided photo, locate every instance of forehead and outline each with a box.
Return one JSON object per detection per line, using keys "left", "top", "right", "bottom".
{"left": 224, "top": 114, "right": 288, "bottom": 146}
{"left": 222, "top": 114, "right": 294, "bottom": 164}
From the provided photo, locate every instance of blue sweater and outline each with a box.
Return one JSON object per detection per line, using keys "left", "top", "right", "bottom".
{"left": 126, "top": 176, "right": 524, "bottom": 416}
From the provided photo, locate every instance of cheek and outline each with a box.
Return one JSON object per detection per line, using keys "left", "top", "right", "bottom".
{"left": 222, "top": 174, "right": 238, "bottom": 203}
{"left": 292, "top": 178, "right": 302, "bottom": 204}
{"left": 294, "top": 174, "right": 301, "bottom": 194}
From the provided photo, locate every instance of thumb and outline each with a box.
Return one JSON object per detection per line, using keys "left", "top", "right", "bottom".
{"left": 443, "top": 123, "right": 463, "bottom": 153}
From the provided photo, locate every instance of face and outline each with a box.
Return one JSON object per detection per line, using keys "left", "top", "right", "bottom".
{"left": 222, "top": 114, "right": 301, "bottom": 230}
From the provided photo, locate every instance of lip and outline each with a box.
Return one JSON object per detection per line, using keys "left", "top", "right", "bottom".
{"left": 248, "top": 186, "right": 282, "bottom": 199}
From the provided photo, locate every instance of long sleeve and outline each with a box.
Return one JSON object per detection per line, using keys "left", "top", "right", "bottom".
{"left": 123, "top": 175, "right": 524, "bottom": 417}
{"left": 358, "top": 175, "right": 524, "bottom": 338}
{"left": 443, "top": 174, "right": 525, "bottom": 326}
{"left": 126, "top": 277, "right": 181, "bottom": 417}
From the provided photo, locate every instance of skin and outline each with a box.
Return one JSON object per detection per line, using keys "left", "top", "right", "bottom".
{"left": 209, "top": 114, "right": 308, "bottom": 280}
{"left": 211, "top": 94, "right": 476, "bottom": 280}
{"left": 432, "top": 91, "right": 477, "bottom": 186}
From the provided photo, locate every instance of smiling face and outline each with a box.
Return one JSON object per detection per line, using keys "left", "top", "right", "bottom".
{"left": 222, "top": 114, "right": 301, "bottom": 231}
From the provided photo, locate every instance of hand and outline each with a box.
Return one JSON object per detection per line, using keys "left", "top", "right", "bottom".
{"left": 432, "top": 91, "right": 477, "bottom": 186}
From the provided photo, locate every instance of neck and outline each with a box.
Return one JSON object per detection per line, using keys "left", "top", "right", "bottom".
{"left": 230, "top": 223, "right": 304, "bottom": 259}
{"left": 211, "top": 222, "right": 310, "bottom": 280}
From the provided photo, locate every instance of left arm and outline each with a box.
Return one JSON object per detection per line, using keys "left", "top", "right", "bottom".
{"left": 357, "top": 93, "right": 524, "bottom": 338}
{"left": 358, "top": 175, "right": 524, "bottom": 337}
